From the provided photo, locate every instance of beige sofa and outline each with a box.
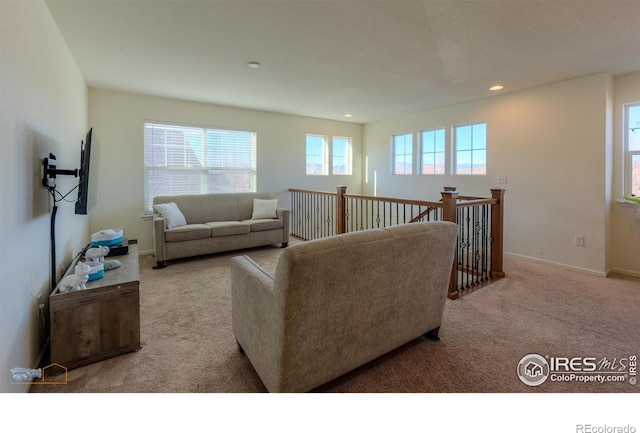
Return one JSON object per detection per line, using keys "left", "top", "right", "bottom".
{"left": 231, "top": 221, "right": 457, "bottom": 392}
{"left": 152, "top": 192, "right": 289, "bottom": 268}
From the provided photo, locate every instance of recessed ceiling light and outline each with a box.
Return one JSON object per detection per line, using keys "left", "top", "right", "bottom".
{"left": 490, "top": 85, "right": 504, "bottom": 91}
{"left": 344, "top": 114, "right": 353, "bottom": 118}
{"left": 247, "top": 61, "right": 261, "bottom": 69}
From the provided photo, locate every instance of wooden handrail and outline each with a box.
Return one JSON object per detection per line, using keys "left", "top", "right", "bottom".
{"left": 344, "top": 193, "right": 443, "bottom": 208}
{"left": 456, "top": 198, "right": 497, "bottom": 207}
{"left": 289, "top": 188, "right": 337, "bottom": 197}
{"left": 288, "top": 188, "right": 492, "bottom": 208}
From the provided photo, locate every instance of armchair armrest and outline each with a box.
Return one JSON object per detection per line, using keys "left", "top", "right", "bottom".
{"left": 276, "top": 208, "right": 290, "bottom": 244}
{"left": 230, "top": 255, "right": 284, "bottom": 391}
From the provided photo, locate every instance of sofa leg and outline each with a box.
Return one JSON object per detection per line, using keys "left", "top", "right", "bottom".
{"left": 153, "top": 261, "right": 167, "bottom": 269}
{"left": 237, "top": 340, "right": 245, "bottom": 354}
{"left": 425, "top": 327, "right": 440, "bottom": 342}
{"left": 281, "top": 242, "right": 288, "bottom": 248}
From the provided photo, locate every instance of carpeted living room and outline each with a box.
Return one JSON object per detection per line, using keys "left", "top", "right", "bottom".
{"left": 30, "top": 245, "right": 640, "bottom": 394}
{"left": 3, "top": 1, "right": 640, "bottom": 432}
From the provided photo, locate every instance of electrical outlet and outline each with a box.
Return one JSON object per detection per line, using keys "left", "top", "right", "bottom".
{"left": 575, "top": 235, "right": 585, "bottom": 247}
{"left": 497, "top": 175, "right": 508, "bottom": 184}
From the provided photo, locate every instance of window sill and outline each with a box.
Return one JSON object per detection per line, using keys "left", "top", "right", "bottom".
{"left": 617, "top": 198, "right": 640, "bottom": 222}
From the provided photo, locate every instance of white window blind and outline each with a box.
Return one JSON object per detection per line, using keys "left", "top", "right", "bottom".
{"left": 144, "top": 122, "right": 256, "bottom": 213}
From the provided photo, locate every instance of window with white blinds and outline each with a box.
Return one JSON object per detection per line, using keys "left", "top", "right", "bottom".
{"left": 144, "top": 122, "right": 256, "bottom": 213}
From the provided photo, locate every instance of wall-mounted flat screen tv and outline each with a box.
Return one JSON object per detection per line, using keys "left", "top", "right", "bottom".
{"left": 75, "top": 127, "right": 98, "bottom": 215}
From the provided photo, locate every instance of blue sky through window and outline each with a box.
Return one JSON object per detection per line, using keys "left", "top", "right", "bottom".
{"left": 455, "top": 123, "right": 486, "bottom": 175}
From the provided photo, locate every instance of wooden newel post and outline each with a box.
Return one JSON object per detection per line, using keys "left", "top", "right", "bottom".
{"left": 441, "top": 190, "right": 459, "bottom": 299}
{"left": 336, "top": 186, "right": 347, "bottom": 234}
{"left": 441, "top": 190, "right": 458, "bottom": 224}
{"left": 490, "top": 188, "right": 505, "bottom": 277}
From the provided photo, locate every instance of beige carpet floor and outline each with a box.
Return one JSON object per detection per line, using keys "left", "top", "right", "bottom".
{"left": 32, "top": 241, "right": 640, "bottom": 394}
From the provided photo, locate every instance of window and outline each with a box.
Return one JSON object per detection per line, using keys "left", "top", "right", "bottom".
{"left": 421, "top": 128, "right": 446, "bottom": 175}
{"left": 454, "top": 123, "right": 486, "bottom": 175}
{"left": 392, "top": 133, "right": 413, "bottom": 175}
{"left": 332, "top": 136, "right": 352, "bottom": 175}
{"left": 306, "top": 134, "right": 328, "bottom": 175}
{"left": 144, "top": 122, "right": 256, "bottom": 213}
{"left": 625, "top": 104, "right": 640, "bottom": 197}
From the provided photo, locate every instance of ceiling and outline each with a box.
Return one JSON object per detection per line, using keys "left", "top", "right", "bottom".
{"left": 45, "top": 0, "right": 640, "bottom": 124}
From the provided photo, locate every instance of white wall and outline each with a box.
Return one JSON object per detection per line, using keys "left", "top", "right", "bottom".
{"left": 88, "top": 89, "right": 363, "bottom": 253}
{"left": 0, "top": 1, "right": 88, "bottom": 392}
{"left": 363, "top": 74, "right": 612, "bottom": 275}
{"left": 611, "top": 71, "right": 640, "bottom": 277}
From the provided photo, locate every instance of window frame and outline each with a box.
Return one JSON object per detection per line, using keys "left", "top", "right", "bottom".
{"left": 420, "top": 128, "right": 446, "bottom": 175}
{"left": 332, "top": 136, "right": 353, "bottom": 175}
{"left": 306, "top": 134, "right": 329, "bottom": 176}
{"left": 143, "top": 121, "right": 257, "bottom": 214}
{"left": 453, "top": 122, "right": 487, "bottom": 176}
{"left": 624, "top": 103, "right": 640, "bottom": 197}
{"left": 391, "top": 132, "right": 414, "bottom": 175}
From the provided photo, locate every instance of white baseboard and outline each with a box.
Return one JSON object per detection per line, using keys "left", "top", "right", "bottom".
{"left": 504, "top": 252, "right": 608, "bottom": 277}
{"left": 608, "top": 267, "right": 640, "bottom": 279}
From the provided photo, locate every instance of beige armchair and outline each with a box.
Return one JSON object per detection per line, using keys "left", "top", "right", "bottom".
{"left": 231, "top": 221, "right": 458, "bottom": 392}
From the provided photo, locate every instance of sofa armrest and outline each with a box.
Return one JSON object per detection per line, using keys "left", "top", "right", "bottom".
{"left": 230, "top": 255, "right": 284, "bottom": 391}
{"left": 276, "top": 208, "right": 290, "bottom": 244}
{"left": 153, "top": 216, "right": 167, "bottom": 263}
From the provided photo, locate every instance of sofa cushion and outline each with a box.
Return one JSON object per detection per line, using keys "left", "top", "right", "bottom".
{"left": 242, "top": 219, "right": 284, "bottom": 232}
{"left": 153, "top": 202, "right": 187, "bottom": 229}
{"left": 165, "top": 224, "right": 211, "bottom": 242}
{"left": 251, "top": 199, "right": 278, "bottom": 219}
{"left": 206, "top": 221, "right": 251, "bottom": 237}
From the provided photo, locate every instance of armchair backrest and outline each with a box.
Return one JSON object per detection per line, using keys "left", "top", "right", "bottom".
{"left": 271, "top": 221, "right": 457, "bottom": 392}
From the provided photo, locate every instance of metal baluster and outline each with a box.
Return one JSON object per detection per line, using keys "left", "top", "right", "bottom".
{"left": 482, "top": 204, "right": 488, "bottom": 282}
{"left": 473, "top": 205, "right": 479, "bottom": 286}
{"left": 305, "top": 192, "right": 309, "bottom": 240}
{"left": 297, "top": 191, "right": 301, "bottom": 238}
{"left": 316, "top": 195, "right": 320, "bottom": 239}
{"left": 291, "top": 191, "right": 296, "bottom": 237}
{"left": 347, "top": 198, "right": 351, "bottom": 233}
{"left": 382, "top": 201, "right": 387, "bottom": 228}
{"left": 468, "top": 206, "right": 472, "bottom": 287}
{"left": 489, "top": 203, "right": 493, "bottom": 279}
{"left": 457, "top": 207, "right": 462, "bottom": 292}
{"left": 330, "top": 195, "right": 334, "bottom": 236}
{"left": 370, "top": 200, "right": 373, "bottom": 230}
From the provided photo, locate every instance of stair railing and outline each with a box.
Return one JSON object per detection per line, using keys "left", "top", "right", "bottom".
{"left": 288, "top": 186, "right": 505, "bottom": 299}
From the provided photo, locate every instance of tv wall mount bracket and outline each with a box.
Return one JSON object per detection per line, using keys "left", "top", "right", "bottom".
{"left": 42, "top": 153, "right": 78, "bottom": 189}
